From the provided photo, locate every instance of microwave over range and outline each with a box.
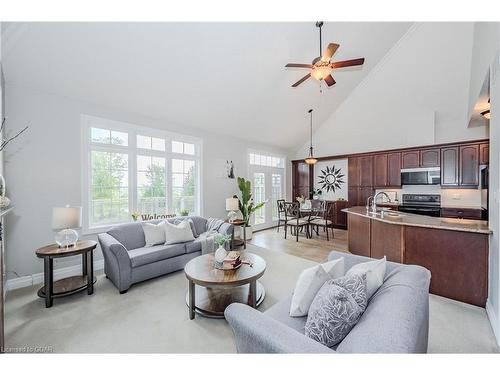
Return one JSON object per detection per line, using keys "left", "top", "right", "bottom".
{"left": 401, "top": 167, "right": 441, "bottom": 185}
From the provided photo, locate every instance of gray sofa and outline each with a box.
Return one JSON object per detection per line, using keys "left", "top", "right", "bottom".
{"left": 98, "top": 216, "right": 233, "bottom": 293}
{"left": 225, "top": 251, "right": 431, "bottom": 353}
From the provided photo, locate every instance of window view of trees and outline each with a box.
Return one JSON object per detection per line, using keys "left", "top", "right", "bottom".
{"left": 86, "top": 121, "right": 200, "bottom": 227}
{"left": 137, "top": 155, "right": 167, "bottom": 215}
{"left": 91, "top": 149, "right": 129, "bottom": 226}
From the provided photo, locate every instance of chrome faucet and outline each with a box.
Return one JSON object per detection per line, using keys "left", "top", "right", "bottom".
{"left": 371, "top": 192, "right": 391, "bottom": 213}
{"left": 366, "top": 196, "right": 374, "bottom": 211}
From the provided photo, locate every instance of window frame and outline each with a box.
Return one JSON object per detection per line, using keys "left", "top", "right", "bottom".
{"left": 81, "top": 115, "right": 202, "bottom": 234}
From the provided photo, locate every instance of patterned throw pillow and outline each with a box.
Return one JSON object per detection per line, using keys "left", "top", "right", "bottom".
{"left": 305, "top": 274, "right": 367, "bottom": 347}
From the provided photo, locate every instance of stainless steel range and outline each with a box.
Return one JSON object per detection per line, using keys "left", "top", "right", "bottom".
{"left": 398, "top": 194, "right": 441, "bottom": 217}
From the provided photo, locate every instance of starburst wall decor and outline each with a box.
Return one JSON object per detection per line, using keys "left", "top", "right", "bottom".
{"left": 317, "top": 165, "right": 345, "bottom": 193}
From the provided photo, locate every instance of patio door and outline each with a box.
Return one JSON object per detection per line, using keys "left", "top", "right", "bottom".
{"left": 248, "top": 151, "right": 285, "bottom": 230}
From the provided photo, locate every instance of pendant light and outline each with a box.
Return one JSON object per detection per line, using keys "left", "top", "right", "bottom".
{"left": 304, "top": 109, "right": 318, "bottom": 165}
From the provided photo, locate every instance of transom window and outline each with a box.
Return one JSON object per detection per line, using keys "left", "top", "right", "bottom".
{"left": 82, "top": 115, "right": 202, "bottom": 231}
{"left": 249, "top": 152, "right": 284, "bottom": 168}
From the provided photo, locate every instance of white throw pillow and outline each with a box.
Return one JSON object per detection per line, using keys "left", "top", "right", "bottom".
{"left": 142, "top": 221, "right": 166, "bottom": 247}
{"left": 164, "top": 220, "right": 195, "bottom": 245}
{"left": 289, "top": 257, "right": 345, "bottom": 317}
{"left": 345, "top": 256, "right": 386, "bottom": 299}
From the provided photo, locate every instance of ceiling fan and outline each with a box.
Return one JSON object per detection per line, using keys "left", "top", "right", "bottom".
{"left": 285, "top": 22, "right": 365, "bottom": 88}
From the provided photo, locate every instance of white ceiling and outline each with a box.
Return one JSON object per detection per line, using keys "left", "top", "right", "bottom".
{"left": 1, "top": 22, "right": 412, "bottom": 149}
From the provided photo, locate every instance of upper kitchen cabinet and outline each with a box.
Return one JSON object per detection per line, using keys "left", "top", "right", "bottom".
{"left": 441, "top": 144, "right": 480, "bottom": 188}
{"left": 459, "top": 144, "right": 479, "bottom": 187}
{"left": 373, "top": 154, "right": 388, "bottom": 187}
{"left": 441, "top": 147, "right": 459, "bottom": 186}
{"left": 420, "top": 148, "right": 440, "bottom": 167}
{"left": 387, "top": 152, "right": 402, "bottom": 187}
{"left": 359, "top": 155, "right": 374, "bottom": 186}
{"left": 402, "top": 150, "right": 420, "bottom": 168}
{"left": 373, "top": 152, "right": 401, "bottom": 188}
{"left": 480, "top": 143, "right": 489, "bottom": 165}
{"left": 348, "top": 157, "right": 361, "bottom": 187}
{"left": 292, "top": 161, "right": 311, "bottom": 199}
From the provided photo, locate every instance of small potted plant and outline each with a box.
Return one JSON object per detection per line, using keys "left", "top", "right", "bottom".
{"left": 214, "top": 234, "right": 233, "bottom": 265}
{"left": 131, "top": 212, "right": 141, "bottom": 221}
{"left": 179, "top": 209, "right": 190, "bottom": 216}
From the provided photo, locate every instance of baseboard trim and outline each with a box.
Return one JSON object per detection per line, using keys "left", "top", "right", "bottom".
{"left": 486, "top": 299, "right": 500, "bottom": 346}
{"left": 6, "top": 259, "right": 105, "bottom": 292}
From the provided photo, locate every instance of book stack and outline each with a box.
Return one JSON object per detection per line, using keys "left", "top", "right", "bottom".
{"left": 223, "top": 251, "right": 242, "bottom": 270}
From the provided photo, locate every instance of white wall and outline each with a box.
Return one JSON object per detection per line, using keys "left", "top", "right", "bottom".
{"left": 313, "top": 159, "right": 348, "bottom": 201}
{"left": 3, "top": 84, "right": 287, "bottom": 279}
{"left": 487, "top": 41, "right": 500, "bottom": 345}
{"left": 295, "top": 23, "right": 489, "bottom": 160}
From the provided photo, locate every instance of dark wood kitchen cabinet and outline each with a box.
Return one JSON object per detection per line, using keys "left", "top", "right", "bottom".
{"left": 348, "top": 157, "right": 361, "bottom": 187}
{"left": 359, "top": 156, "right": 373, "bottom": 186}
{"left": 348, "top": 186, "right": 374, "bottom": 207}
{"left": 401, "top": 150, "right": 420, "bottom": 168}
{"left": 459, "top": 144, "right": 479, "bottom": 187}
{"left": 348, "top": 186, "right": 359, "bottom": 207}
{"left": 373, "top": 153, "right": 388, "bottom": 187}
{"left": 420, "top": 148, "right": 440, "bottom": 167}
{"left": 441, "top": 146, "right": 459, "bottom": 186}
{"left": 387, "top": 152, "right": 402, "bottom": 187}
{"left": 480, "top": 142, "right": 489, "bottom": 165}
{"left": 374, "top": 152, "right": 401, "bottom": 188}
{"left": 292, "top": 161, "right": 311, "bottom": 199}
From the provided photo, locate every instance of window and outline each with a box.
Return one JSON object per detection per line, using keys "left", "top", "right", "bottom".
{"left": 249, "top": 152, "right": 284, "bottom": 168}
{"left": 253, "top": 173, "right": 266, "bottom": 225}
{"left": 83, "top": 115, "right": 202, "bottom": 231}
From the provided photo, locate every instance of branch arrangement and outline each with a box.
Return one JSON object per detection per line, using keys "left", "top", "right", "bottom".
{"left": 0, "top": 118, "right": 29, "bottom": 152}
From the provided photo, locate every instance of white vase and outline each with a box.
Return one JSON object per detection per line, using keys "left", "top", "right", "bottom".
{"left": 214, "top": 246, "right": 228, "bottom": 263}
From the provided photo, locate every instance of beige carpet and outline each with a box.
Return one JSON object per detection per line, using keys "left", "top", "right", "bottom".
{"left": 4, "top": 244, "right": 499, "bottom": 353}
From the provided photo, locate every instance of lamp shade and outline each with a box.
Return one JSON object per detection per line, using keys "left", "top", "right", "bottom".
{"left": 226, "top": 197, "right": 239, "bottom": 211}
{"left": 52, "top": 206, "right": 82, "bottom": 230}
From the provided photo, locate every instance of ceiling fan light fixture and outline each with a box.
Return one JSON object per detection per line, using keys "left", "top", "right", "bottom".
{"left": 481, "top": 110, "right": 491, "bottom": 120}
{"left": 311, "top": 63, "right": 332, "bottom": 81}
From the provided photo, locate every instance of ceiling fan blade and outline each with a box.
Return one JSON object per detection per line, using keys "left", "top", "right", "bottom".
{"left": 322, "top": 43, "right": 339, "bottom": 62}
{"left": 285, "top": 63, "right": 313, "bottom": 68}
{"left": 324, "top": 75, "right": 336, "bottom": 87}
{"left": 292, "top": 73, "right": 311, "bottom": 87}
{"left": 331, "top": 58, "right": 365, "bottom": 69}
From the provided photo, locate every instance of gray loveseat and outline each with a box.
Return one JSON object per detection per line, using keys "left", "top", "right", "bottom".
{"left": 225, "top": 251, "right": 431, "bottom": 353}
{"left": 98, "top": 216, "right": 233, "bottom": 293}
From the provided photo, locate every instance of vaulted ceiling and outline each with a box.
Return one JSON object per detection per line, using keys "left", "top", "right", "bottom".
{"left": 1, "top": 22, "right": 412, "bottom": 149}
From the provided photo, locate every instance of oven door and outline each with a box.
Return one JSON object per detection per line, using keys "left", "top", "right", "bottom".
{"left": 398, "top": 206, "right": 441, "bottom": 217}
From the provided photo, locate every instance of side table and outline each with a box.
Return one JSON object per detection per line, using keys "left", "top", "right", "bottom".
{"left": 35, "top": 240, "right": 97, "bottom": 308}
{"left": 227, "top": 219, "right": 247, "bottom": 250}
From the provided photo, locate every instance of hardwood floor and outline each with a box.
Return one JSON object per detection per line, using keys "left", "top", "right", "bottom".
{"left": 248, "top": 226, "right": 349, "bottom": 263}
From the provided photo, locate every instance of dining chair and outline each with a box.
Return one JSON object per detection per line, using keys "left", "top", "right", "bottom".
{"left": 309, "top": 201, "right": 335, "bottom": 241}
{"left": 283, "top": 202, "right": 310, "bottom": 242}
{"left": 276, "top": 199, "right": 286, "bottom": 233}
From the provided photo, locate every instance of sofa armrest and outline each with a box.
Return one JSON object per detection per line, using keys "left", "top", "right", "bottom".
{"left": 98, "top": 233, "right": 132, "bottom": 292}
{"left": 224, "top": 303, "right": 333, "bottom": 353}
{"left": 218, "top": 222, "right": 234, "bottom": 236}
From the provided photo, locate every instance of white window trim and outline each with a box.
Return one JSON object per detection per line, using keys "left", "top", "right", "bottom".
{"left": 81, "top": 115, "right": 202, "bottom": 235}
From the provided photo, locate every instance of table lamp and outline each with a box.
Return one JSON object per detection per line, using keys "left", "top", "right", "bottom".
{"left": 52, "top": 205, "right": 82, "bottom": 248}
{"left": 226, "top": 197, "right": 239, "bottom": 223}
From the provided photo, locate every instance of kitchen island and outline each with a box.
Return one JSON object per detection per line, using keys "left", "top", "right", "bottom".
{"left": 343, "top": 206, "right": 491, "bottom": 306}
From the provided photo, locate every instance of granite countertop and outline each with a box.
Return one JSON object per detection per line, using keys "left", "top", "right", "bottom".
{"left": 342, "top": 206, "right": 491, "bottom": 234}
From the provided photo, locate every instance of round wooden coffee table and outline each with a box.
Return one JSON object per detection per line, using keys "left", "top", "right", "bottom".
{"left": 184, "top": 252, "right": 266, "bottom": 319}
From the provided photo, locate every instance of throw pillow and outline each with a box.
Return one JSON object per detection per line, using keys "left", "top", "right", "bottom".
{"left": 142, "top": 221, "right": 167, "bottom": 247}
{"left": 174, "top": 218, "right": 199, "bottom": 238}
{"left": 289, "top": 257, "right": 345, "bottom": 317}
{"left": 305, "top": 274, "right": 367, "bottom": 347}
{"left": 164, "top": 220, "right": 195, "bottom": 244}
{"left": 345, "top": 256, "right": 386, "bottom": 299}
